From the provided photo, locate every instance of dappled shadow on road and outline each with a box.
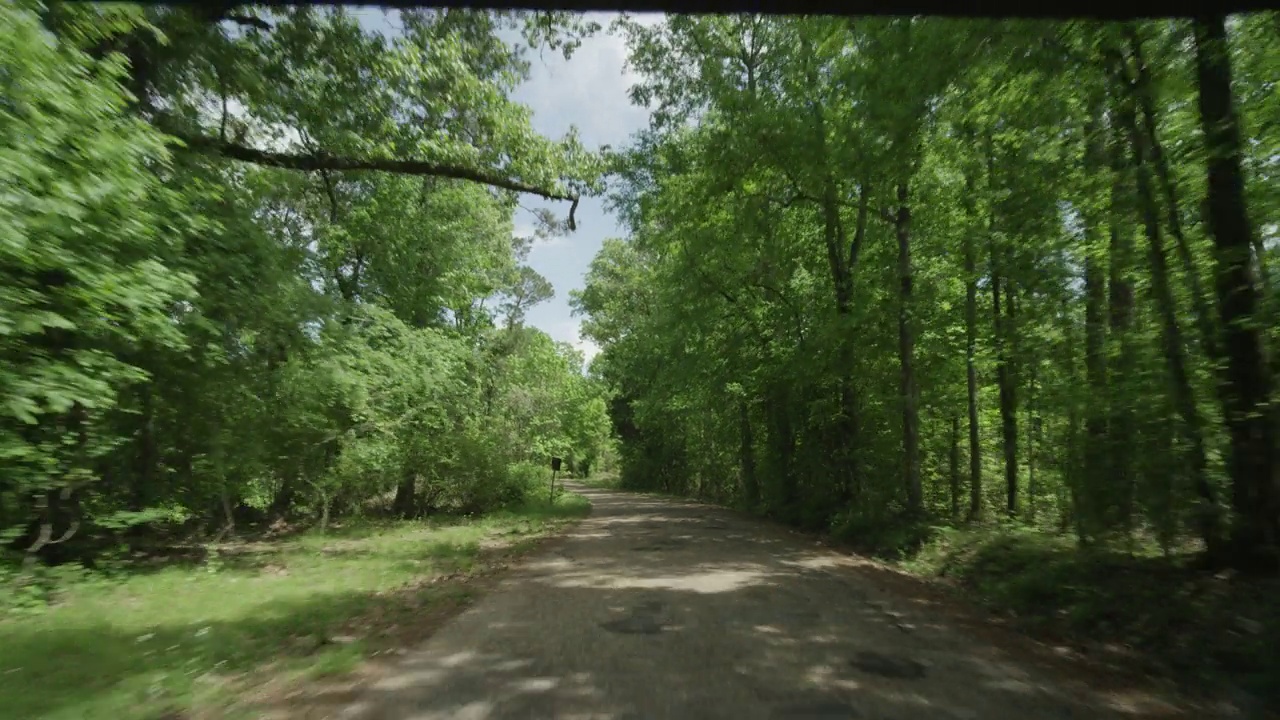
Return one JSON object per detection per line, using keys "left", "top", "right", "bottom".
{"left": 296, "top": 484, "right": 1215, "bottom": 720}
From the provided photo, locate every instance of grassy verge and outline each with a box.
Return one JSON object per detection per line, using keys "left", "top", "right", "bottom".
{"left": 572, "top": 471, "right": 621, "bottom": 490}
{"left": 898, "top": 526, "right": 1280, "bottom": 706}
{"left": 0, "top": 492, "right": 590, "bottom": 720}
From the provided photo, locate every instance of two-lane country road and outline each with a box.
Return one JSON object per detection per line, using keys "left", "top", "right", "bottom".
{"left": 334, "top": 483, "right": 1204, "bottom": 720}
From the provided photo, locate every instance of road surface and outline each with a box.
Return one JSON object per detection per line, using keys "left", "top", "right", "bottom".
{"left": 335, "top": 483, "right": 1199, "bottom": 720}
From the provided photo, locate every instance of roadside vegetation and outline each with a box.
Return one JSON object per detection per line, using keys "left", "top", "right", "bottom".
{"left": 0, "top": 493, "right": 590, "bottom": 720}
{"left": 576, "top": 12, "right": 1280, "bottom": 702}
{"left": 3, "top": 5, "right": 608, "bottom": 718}
{"left": 6, "top": 1, "right": 1280, "bottom": 715}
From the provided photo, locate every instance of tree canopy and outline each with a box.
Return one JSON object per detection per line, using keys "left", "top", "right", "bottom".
{"left": 576, "top": 13, "right": 1279, "bottom": 568}
{"left": 2, "top": 2, "right": 612, "bottom": 566}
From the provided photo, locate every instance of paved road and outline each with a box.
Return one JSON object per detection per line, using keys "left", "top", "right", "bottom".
{"left": 336, "top": 483, "right": 1196, "bottom": 720}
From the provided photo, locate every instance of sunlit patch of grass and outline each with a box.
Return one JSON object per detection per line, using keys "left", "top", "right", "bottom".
{"left": 572, "top": 472, "right": 621, "bottom": 490}
{"left": 0, "top": 492, "right": 590, "bottom": 720}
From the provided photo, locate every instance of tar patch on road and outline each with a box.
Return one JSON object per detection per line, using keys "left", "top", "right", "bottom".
{"left": 600, "top": 599, "right": 667, "bottom": 636}
{"left": 769, "top": 699, "right": 861, "bottom": 719}
{"left": 631, "top": 538, "right": 689, "bottom": 552}
{"left": 599, "top": 616, "right": 663, "bottom": 635}
{"left": 848, "top": 650, "right": 927, "bottom": 679}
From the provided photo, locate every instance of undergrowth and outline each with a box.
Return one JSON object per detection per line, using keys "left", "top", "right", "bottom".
{"left": 899, "top": 525, "right": 1280, "bottom": 705}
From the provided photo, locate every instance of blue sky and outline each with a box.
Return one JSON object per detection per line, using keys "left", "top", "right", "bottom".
{"left": 351, "top": 9, "right": 660, "bottom": 366}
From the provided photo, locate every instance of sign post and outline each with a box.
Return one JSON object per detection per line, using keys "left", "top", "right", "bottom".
{"left": 549, "top": 456, "right": 563, "bottom": 503}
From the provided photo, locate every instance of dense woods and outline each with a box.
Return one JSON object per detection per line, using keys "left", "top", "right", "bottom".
{"left": 4, "top": 2, "right": 1280, "bottom": 713}
{"left": 576, "top": 14, "right": 1280, "bottom": 570}
{"left": 1, "top": 2, "right": 613, "bottom": 573}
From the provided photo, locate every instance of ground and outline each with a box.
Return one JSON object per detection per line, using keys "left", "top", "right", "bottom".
{"left": 274, "top": 482, "right": 1244, "bottom": 720}
{"left": 4, "top": 484, "right": 1265, "bottom": 720}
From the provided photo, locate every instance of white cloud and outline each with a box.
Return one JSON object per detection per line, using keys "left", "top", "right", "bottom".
{"left": 513, "top": 13, "right": 659, "bottom": 149}
{"left": 547, "top": 319, "right": 601, "bottom": 368}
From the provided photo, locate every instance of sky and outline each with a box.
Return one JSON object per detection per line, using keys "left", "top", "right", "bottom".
{"left": 351, "top": 9, "right": 661, "bottom": 367}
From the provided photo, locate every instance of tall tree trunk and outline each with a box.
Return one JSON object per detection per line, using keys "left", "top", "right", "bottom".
{"left": 897, "top": 181, "right": 922, "bottom": 514}
{"left": 988, "top": 140, "right": 1018, "bottom": 518}
{"left": 1128, "top": 28, "right": 1223, "bottom": 368}
{"left": 1193, "top": 16, "right": 1278, "bottom": 562}
{"left": 1083, "top": 97, "right": 1109, "bottom": 539}
{"left": 805, "top": 36, "right": 862, "bottom": 506}
{"left": 1062, "top": 294, "right": 1087, "bottom": 539}
{"left": 964, "top": 175, "right": 983, "bottom": 521}
{"left": 1108, "top": 105, "right": 1138, "bottom": 535}
{"left": 1114, "top": 49, "right": 1223, "bottom": 551}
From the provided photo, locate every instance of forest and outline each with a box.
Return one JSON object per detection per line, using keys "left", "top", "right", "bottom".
{"left": 1, "top": 2, "right": 613, "bottom": 574}
{"left": 579, "top": 13, "right": 1279, "bottom": 565}
{"left": 2, "top": 2, "right": 1280, "bottom": 714}
{"left": 569, "top": 11, "right": 1280, "bottom": 697}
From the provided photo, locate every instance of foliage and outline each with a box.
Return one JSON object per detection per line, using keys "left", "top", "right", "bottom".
{"left": 904, "top": 526, "right": 1280, "bottom": 703}
{"left": 1, "top": 2, "right": 612, "bottom": 575}
{"left": 580, "top": 12, "right": 1280, "bottom": 564}
{"left": 570, "top": 9, "right": 1280, "bottom": 696}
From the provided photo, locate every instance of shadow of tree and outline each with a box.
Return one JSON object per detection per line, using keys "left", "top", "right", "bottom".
{"left": 256, "top": 484, "right": 1210, "bottom": 720}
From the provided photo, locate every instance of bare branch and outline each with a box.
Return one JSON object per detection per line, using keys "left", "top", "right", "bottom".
{"left": 224, "top": 14, "right": 273, "bottom": 31}
{"left": 168, "top": 131, "right": 581, "bottom": 230}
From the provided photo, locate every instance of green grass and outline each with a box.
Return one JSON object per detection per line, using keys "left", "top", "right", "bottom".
{"left": 0, "top": 492, "right": 590, "bottom": 720}
{"left": 572, "top": 471, "right": 621, "bottom": 490}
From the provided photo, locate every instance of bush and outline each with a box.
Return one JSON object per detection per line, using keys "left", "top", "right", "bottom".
{"left": 506, "top": 461, "right": 552, "bottom": 503}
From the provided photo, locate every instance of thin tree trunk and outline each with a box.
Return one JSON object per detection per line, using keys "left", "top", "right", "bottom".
{"left": 949, "top": 415, "right": 961, "bottom": 519}
{"left": 897, "top": 181, "right": 922, "bottom": 514}
{"left": 1083, "top": 96, "right": 1109, "bottom": 539}
{"left": 739, "top": 397, "right": 759, "bottom": 509}
{"left": 1027, "top": 357, "right": 1039, "bottom": 522}
{"left": 1063, "top": 294, "right": 1087, "bottom": 539}
{"left": 1108, "top": 102, "right": 1138, "bottom": 535}
{"left": 766, "top": 383, "right": 797, "bottom": 514}
{"left": 1193, "top": 15, "right": 1279, "bottom": 563}
{"left": 1002, "top": 280, "right": 1019, "bottom": 516}
{"left": 133, "top": 384, "right": 157, "bottom": 513}
{"left": 964, "top": 174, "right": 983, "bottom": 521}
{"left": 987, "top": 136, "right": 1019, "bottom": 517}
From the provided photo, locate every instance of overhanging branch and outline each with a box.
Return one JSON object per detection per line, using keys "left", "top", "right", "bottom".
{"left": 223, "top": 14, "right": 274, "bottom": 32}
{"left": 169, "top": 131, "right": 581, "bottom": 230}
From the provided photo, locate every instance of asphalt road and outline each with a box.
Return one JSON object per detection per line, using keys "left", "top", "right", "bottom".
{"left": 334, "top": 483, "right": 1200, "bottom": 720}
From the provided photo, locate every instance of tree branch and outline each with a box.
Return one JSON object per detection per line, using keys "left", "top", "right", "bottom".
{"left": 224, "top": 14, "right": 273, "bottom": 32}
{"left": 169, "top": 131, "right": 581, "bottom": 230}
